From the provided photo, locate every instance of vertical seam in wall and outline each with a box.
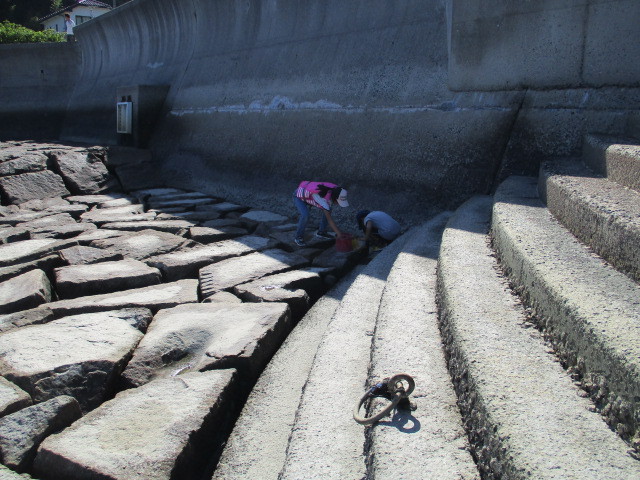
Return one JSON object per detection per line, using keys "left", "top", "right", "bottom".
{"left": 487, "top": 89, "right": 527, "bottom": 194}
{"left": 578, "top": 3, "right": 590, "bottom": 85}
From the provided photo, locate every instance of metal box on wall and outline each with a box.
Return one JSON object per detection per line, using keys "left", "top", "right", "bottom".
{"left": 116, "top": 85, "right": 169, "bottom": 148}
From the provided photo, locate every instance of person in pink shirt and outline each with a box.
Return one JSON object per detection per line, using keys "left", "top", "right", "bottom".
{"left": 293, "top": 181, "right": 349, "bottom": 247}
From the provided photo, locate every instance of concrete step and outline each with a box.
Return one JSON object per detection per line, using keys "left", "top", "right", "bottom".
{"left": 278, "top": 230, "right": 415, "bottom": 480}
{"left": 539, "top": 158, "right": 640, "bottom": 282}
{"left": 212, "top": 264, "right": 365, "bottom": 480}
{"left": 583, "top": 134, "right": 640, "bottom": 192}
{"left": 492, "top": 176, "right": 640, "bottom": 452}
{"left": 438, "top": 195, "right": 640, "bottom": 479}
{"left": 366, "top": 212, "right": 479, "bottom": 479}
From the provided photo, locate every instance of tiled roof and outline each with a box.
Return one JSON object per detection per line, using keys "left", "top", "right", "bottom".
{"left": 39, "top": 1, "right": 112, "bottom": 22}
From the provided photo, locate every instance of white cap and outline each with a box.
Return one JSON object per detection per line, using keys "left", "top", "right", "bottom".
{"left": 336, "top": 189, "right": 349, "bottom": 207}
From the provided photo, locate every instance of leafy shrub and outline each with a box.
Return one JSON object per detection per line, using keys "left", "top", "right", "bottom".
{"left": 0, "top": 21, "right": 64, "bottom": 44}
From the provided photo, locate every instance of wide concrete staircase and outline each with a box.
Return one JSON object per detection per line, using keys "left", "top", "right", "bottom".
{"left": 214, "top": 134, "right": 640, "bottom": 479}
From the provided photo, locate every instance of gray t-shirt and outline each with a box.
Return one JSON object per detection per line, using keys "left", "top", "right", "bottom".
{"left": 364, "top": 211, "right": 401, "bottom": 240}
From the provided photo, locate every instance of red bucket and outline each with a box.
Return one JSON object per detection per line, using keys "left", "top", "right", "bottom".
{"left": 335, "top": 233, "right": 354, "bottom": 252}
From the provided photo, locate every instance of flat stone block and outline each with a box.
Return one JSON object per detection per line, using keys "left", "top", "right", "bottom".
{"left": 239, "top": 210, "right": 289, "bottom": 228}
{"left": 0, "top": 377, "right": 32, "bottom": 418}
{"left": 79, "top": 205, "right": 147, "bottom": 224}
{"left": 47, "top": 149, "right": 114, "bottom": 194}
{"left": 0, "top": 306, "right": 55, "bottom": 334}
{"left": 0, "top": 171, "right": 69, "bottom": 204}
{"left": 233, "top": 269, "right": 325, "bottom": 319}
{"left": 0, "top": 154, "right": 48, "bottom": 177}
{"left": 0, "top": 269, "right": 52, "bottom": 315}
{"left": 146, "top": 235, "right": 277, "bottom": 281}
{"left": 199, "top": 248, "right": 309, "bottom": 298}
{"left": 0, "top": 255, "right": 63, "bottom": 283}
{"left": 54, "top": 259, "right": 162, "bottom": 299}
{"left": 29, "top": 222, "right": 98, "bottom": 240}
{"left": 66, "top": 194, "right": 131, "bottom": 206}
{"left": 46, "top": 279, "right": 199, "bottom": 317}
{"left": 100, "top": 220, "right": 192, "bottom": 235}
{"left": 147, "top": 197, "right": 218, "bottom": 210}
{"left": 89, "top": 229, "right": 193, "bottom": 260}
{"left": 122, "top": 302, "right": 290, "bottom": 387}
{"left": 0, "top": 395, "right": 81, "bottom": 472}
{"left": 71, "top": 229, "right": 125, "bottom": 244}
{"left": 34, "top": 370, "right": 237, "bottom": 480}
{"left": 0, "top": 309, "right": 151, "bottom": 411}
{"left": 0, "top": 238, "right": 78, "bottom": 268}
{"left": 0, "top": 227, "right": 29, "bottom": 244}
{"left": 58, "top": 246, "right": 124, "bottom": 265}
{"left": 196, "top": 202, "right": 248, "bottom": 214}
{"left": 189, "top": 226, "right": 246, "bottom": 243}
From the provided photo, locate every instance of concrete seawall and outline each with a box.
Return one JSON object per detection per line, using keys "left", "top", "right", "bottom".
{"left": 0, "top": 43, "right": 80, "bottom": 140}
{"left": 1, "top": 0, "right": 639, "bottom": 222}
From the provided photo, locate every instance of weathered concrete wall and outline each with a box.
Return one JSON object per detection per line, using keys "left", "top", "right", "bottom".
{"left": 447, "top": 0, "right": 640, "bottom": 182}
{"left": 58, "top": 0, "right": 523, "bottom": 221}
{"left": 0, "top": 43, "right": 80, "bottom": 141}
{"left": 448, "top": 0, "right": 640, "bottom": 90}
{"left": 0, "top": 0, "right": 638, "bottom": 222}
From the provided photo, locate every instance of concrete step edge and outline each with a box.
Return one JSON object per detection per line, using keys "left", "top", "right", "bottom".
{"left": 583, "top": 133, "right": 640, "bottom": 192}
{"left": 539, "top": 158, "right": 640, "bottom": 283}
{"left": 438, "top": 195, "right": 640, "bottom": 479}
{"left": 279, "top": 227, "right": 416, "bottom": 480}
{"left": 492, "top": 175, "right": 640, "bottom": 451}
{"left": 212, "top": 263, "right": 365, "bottom": 480}
{"left": 366, "top": 211, "right": 480, "bottom": 480}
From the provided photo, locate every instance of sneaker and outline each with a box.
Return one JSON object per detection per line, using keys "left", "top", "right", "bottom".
{"left": 294, "top": 238, "right": 307, "bottom": 247}
{"left": 315, "top": 231, "right": 335, "bottom": 239}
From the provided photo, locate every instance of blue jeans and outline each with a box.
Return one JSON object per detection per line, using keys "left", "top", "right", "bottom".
{"left": 293, "top": 194, "right": 328, "bottom": 239}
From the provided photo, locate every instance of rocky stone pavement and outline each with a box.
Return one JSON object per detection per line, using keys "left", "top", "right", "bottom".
{"left": 0, "top": 141, "right": 363, "bottom": 479}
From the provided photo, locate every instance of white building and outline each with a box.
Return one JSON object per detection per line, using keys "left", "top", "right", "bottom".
{"left": 40, "top": 0, "right": 112, "bottom": 33}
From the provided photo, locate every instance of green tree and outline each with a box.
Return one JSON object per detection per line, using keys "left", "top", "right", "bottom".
{"left": 0, "top": 20, "right": 64, "bottom": 43}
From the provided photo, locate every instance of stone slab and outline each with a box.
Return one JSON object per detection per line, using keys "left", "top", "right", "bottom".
{"left": 0, "top": 211, "right": 56, "bottom": 227}
{"left": 160, "top": 210, "right": 222, "bottom": 222}
{"left": 200, "top": 219, "right": 245, "bottom": 229}
{"left": 0, "top": 395, "right": 81, "bottom": 472}
{"left": 0, "top": 269, "right": 52, "bottom": 315}
{"left": 17, "top": 197, "right": 69, "bottom": 212}
{"left": 239, "top": 210, "right": 289, "bottom": 228}
{"left": 0, "top": 154, "right": 48, "bottom": 177}
{"left": 45, "top": 280, "right": 199, "bottom": 317}
{"left": 189, "top": 226, "right": 247, "bottom": 243}
{"left": 16, "top": 213, "right": 77, "bottom": 230}
{"left": 196, "top": 202, "right": 248, "bottom": 214}
{"left": 233, "top": 269, "right": 325, "bottom": 319}
{"left": 0, "top": 377, "right": 31, "bottom": 418}
{"left": 71, "top": 229, "right": 125, "bottom": 244}
{"left": 0, "top": 309, "right": 151, "bottom": 411}
{"left": 58, "top": 245, "right": 124, "bottom": 265}
{"left": 0, "top": 227, "right": 29, "bottom": 244}
{"left": 122, "top": 302, "right": 290, "bottom": 388}
{"left": 100, "top": 220, "right": 192, "bottom": 235}
{"left": 79, "top": 205, "right": 149, "bottom": 224}
{"left": 0, "top": 171, "right": 69, "bottom": 204}
{"left": 0, "top": 238, "right": 78, "bottom": 268}
{"left": 199, "top": 249, "right": 309, "bottom": 298}
{"left": 147, "top": 197, "right": 218, "bottom": 210}
{"left": 54, "top": 259, "right": 162, "bottom": 299}
{"left": 0, "top": 307, "right": 55, "bottom": 334}
{"left": 47, "top": 149, "right": 114, "bottom": 194}
{"left": 34, "top": 370, "right": 237, "bottom": 480}
{"left": 0, "top": 255, "right": 64, "bottom": 284}
{"left": 29, "top": 222, "right": 97, "bottom": 240}
{"left": 89, "top": 229, "right": 193, "bottom": 260}
{"left": 146, "top": 235, "right": 278, "bottom": 281}
{"left": 66, "top": 194, "right": 131, "bottom": 206}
